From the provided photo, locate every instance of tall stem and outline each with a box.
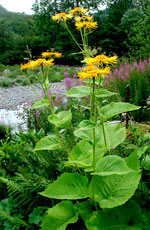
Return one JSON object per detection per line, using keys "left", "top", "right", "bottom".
{"left": 27, "top": 78, "right": 43, "bottom": 101}
{"left": 55, "top": 127, "right": 83, "bottom": 175}
{"left": 97, "top": 106, "right": 108, "bottom": 148}
{"left": 65, "top": 23, "right": 83, "bottom": 51}
{"left": 91, "top": 77, "right": 96, "bottom": 202}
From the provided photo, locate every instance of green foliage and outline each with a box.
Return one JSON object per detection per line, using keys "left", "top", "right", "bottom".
{"left": 34, "top": 135, "right": 61, "bottom": 151}
{"left": 105, "top": 59, "right": 150, "bottom": 121}
{"left": 100, "top": 102, "right": 140, "bottom": 120}
{"left": 64, "top": 86, "right": 90, "bottom": 98}
{"left": 41, "top": 201, "right": 78, "bottom": 230}
{"left": 48, "top": 110, "right": 72, "bottom": 128}
{"left": 86, "top": 200, "right": 144, "bottom": 230}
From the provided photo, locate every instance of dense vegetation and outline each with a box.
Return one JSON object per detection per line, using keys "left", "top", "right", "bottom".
{"left": 1, "top": 1, "right": 150, "bottom": 229}
{"left": 0, "top": 0, "right": 150, "bottom": 65}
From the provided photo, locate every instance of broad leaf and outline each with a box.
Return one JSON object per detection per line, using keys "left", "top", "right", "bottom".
{"left": 34, "top": 135, "right": 61, "bottom": 151}
{"left": 91, "top": 171, "right": 141, "bottom": 208}
{"left": 93, "top": 155, "right": 133, "bottom": 176}
{"left": 78, "top": 120, "right": 95, "bottom": 128}
{"left": 64, "top": 86, "right": 90, "bottom": 98}
{"left": 48, "top": 110, "right": 72, "bottom": 128}
{"left": 96, "top": 89, "right": 118, "bottom": 98}
{"left": 40, "top": 173, "right": 90, "bottom": 200}
{"left": 75, "top": 200, "right": 93, "bottom": 222}
{"left": 125, "top": 151, "right": 140, "bottom": 171}
{"left": 143, "top": 155, "right": 150, "bottom": 170}
{"left": 31, "top": 100, "right": 49, "bottom": 109}
{"left": 100, "top": 102, "right": 140, "bottom": 120}
{"left": 86, "top": 200, "right": 143, "bottom": 230}
{"left": 74, "top": 123, "right": 126, "bottom": 151}
{"left": 41, "top": 201, "right": 78, "bottom": 230}
{"left": 65, "top": 140, "right": 105, "bottom": 169}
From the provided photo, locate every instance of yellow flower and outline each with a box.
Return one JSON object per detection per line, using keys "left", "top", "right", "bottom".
{"left": 21, "top": 58, "right": 54, "bottom": 70}
{"left": 84, "top": 57, "right": 97, "bottom": 65}
{"left": 103, "top": 56, "right": 118, "bottom": 64}
{"left": 43, "top": 59, "right": 54, "bottom": 66}
{"left": 84, "top": 55, "right": 117, "bottom": 67}
{"left": 75, "top": 21, "right": 98, "bottom": 30}
{"left": 77, "top": 66, "right": 110, "bottom": 80}
{"left": 42, "top": 52, "right": 62, "bottom": 58}
{"left": 54, "top": 52, "right": 62, "bottom": 58}
{"left": 75, "top": 15, "right": 93, "bottom": 22}
{"left": 52, "top": 12, "right": 72, "bottom": 23}
{"left": 97, "top": 67, "right": 110, "bottom": 76}
{"left": 69, "top": 7, "right": 88, "bottom": 15}
{"left": 77, "top": 71, "right": 89, "bottom": 80}
{"left": 83, "top": 65, "right": 95, "bottom": 72}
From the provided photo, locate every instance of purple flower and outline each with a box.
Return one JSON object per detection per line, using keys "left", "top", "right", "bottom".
{"left": 125, "top": 72, "right": 129, "bottom": 78}
{"left": 64, "top": 72, "right": 69, "bottom": 78}
{"left": 26, "top": 101, "right": 31, "bottom": 107}
{"left": 73, "top": 74, "right": 77, "bottom": 78}
{"left": 76, "top": 81, "right": 84, "bottom": 86}
{"left": 114, "top": 69, "right": 118, "bottom": 74}
{"left": 64, "top": 77, "right": 73, "bottom": 90}
{"left": 48, "top": 89, "right": 52, "bottom": 99}
{"left": 70, "top": 83, "right": 75, "bottom": 88}
{"left": 35, "top": 109, "right": 40, "bottom": 117}
{"left": 133, "top": 61, "right": 138, "bottom": 67}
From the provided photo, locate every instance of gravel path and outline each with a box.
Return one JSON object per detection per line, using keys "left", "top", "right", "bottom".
{"left": 0, "top": 82, "right": 66, "bottom": 110}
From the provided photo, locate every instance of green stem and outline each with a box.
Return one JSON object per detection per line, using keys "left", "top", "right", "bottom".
{"left": 55, "top": 127, "right": 83, "bottom": 175}
{"left": 65, "top": 23, "right": 83, "bottom": 51}
{"left": 91, "top": 77, "right": 96, "bottom": 202}
{"left": 27, "top": 78, "right": 43, "bottom": 101}
{"left": 97, "top": 106, "right": 108, "bottom": 148}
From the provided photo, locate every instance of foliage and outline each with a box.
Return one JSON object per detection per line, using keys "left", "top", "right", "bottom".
{"left": 20, "top": 7, "right": 146, "bottom": 230}
{"left": 104, "top": 58, "right": 150, "bottom": 121}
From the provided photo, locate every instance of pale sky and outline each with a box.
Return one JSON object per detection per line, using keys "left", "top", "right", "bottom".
{"left": 0, "top": 0, "right": 35, "bottom": 14}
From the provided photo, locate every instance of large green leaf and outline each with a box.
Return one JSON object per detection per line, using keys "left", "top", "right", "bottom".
{"left": 34, "top": 135, "right": 61, "bottom": 151}
{"left": 40, "top": 173, "right": 90, "bottom": 200}
{"left": 74, "top": 123, "right": 126, "bottom": 151}
{"left": 65, "top": 140, "right": 105, "bottom": 169}
{"left": 93, "top": 155, "right": 134, "bottom": 176}
{"left": 31, "top": 100, "right": 49, "bottom": 109}
{"left": 100, "top": 102, "right": 140, "bottom": 120}
{"left": 91, "top": 171, "right": 141, "bottom": 208}
{"left": 96, "top": 89, "right": 118, "bottom": 98}
{"left": 75, "top": 200, "right": 93, "bottom": 222}
{"left": 48, "top": 110, "right": 72, "bottom": 128}
{"left": 125, "top": 151, "right": 140, "bottom": 171}
{"left": 64, "top": 86, "right": 90, "bottom": 98}
{"left": 143, "top": 155, "right": 150, "bottom": 170}
{"left": 41, "top": 201, "right": 78, "bottom": 230}
{"left": 86, "top": 200, "right": 143, "bottom": 230}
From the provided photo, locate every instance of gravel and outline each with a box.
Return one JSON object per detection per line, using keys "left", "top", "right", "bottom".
{"left": 0, "top": 82, "right": 66, "bottom": 110}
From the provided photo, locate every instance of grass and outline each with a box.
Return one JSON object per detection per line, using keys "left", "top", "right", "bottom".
{"left": 0, "top": 64, "right": 79, "bottom": 87}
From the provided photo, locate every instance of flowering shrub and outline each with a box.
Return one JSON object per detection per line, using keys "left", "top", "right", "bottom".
{"left": 20, "top": 6, "right": 144, "bottom": 230}
{"left": 105, "top": 58, "right": 150, "bottom": 121}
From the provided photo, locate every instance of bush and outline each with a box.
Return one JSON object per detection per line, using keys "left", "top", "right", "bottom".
{"left": 105, "top": 58, "right": 150, "bottom": 121}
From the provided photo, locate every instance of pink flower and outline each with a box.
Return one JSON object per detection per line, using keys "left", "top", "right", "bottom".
{"left": 125, "top": 72, "right": 129, "bottom": 78}
{"left": 73, "top": 74, "right": 77, "bottom": 78}
{"left": 35, "top": 109, "right": 40, "bottom": 117}
{"left": 64, "top": 72, "right": 69, "bottom": 78}
{"left": 64, "top": 77, "right": 73, "bottom": 90}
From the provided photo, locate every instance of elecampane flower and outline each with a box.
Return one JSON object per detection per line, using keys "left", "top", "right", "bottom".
{"left": 42, "top": 52, "right": 62, "bottom": 58}
{"left": 75, "top": 21, "right": 98, "bottom": 30}
{"left": 52, "top": 12, "right": 72, "bottom": 23}
{"left": 69, "top": 7, "right": 88, "bottom": 15}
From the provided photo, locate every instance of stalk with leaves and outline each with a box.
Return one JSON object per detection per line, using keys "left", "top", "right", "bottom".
{"left": 21, "top": 7, "right": 143, "bottom": 230}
